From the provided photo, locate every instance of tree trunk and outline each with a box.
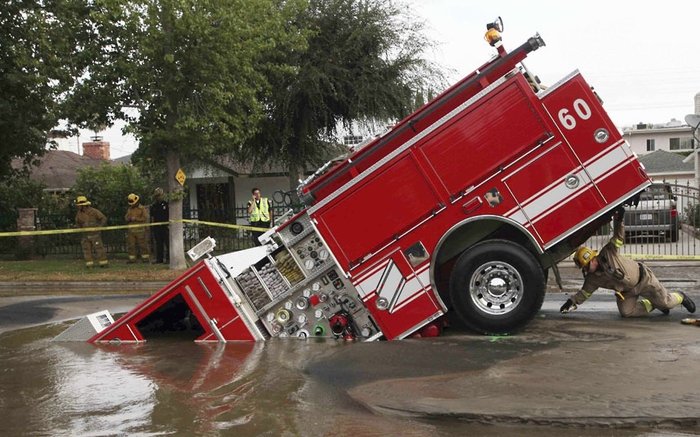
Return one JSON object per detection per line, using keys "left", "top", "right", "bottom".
{"left": 166, "top": 151, "right": 187, "bottom": 270}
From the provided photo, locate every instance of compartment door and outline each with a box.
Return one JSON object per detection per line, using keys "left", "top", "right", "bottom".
{"left": 503, "top": 142, "right": 605, "bottom": 245}
{"left": 352, "top": 249, "right": 441, "bottom": 340}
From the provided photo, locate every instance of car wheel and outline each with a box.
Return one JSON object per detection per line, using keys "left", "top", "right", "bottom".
{"left": 449, "top": 239, "right": 546, "bottom": 335}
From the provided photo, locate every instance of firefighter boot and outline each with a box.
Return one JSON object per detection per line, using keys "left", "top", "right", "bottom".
{"left": 681, "top": 292, "right": 696, "bottom": 313}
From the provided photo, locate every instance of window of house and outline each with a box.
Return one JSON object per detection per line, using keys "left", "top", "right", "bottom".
{"left": 646, "top": 139, "right": 655, "bottom": 151}
{"left": 343, "top": 135, "right": 364, "bottom": 146}
{"left": 669, "top": 136, "right": 695, "bottom": 150}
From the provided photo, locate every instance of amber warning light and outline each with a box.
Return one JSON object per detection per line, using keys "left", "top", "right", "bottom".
{"left": 485, "top": 16, "right": 504, "bottom": 47}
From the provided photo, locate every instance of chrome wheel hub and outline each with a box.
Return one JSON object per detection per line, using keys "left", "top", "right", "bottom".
{"left": 469, "top": 261, "right": 523, "bottom": 315}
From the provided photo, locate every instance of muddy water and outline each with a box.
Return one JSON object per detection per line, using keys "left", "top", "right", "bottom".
{"left": 0, "top": 322, "right": 697, "bottom": 437}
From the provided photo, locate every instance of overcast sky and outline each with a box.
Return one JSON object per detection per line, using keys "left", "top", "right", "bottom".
{"left": 68, "top": 0, "right": 700, "bottom": 158}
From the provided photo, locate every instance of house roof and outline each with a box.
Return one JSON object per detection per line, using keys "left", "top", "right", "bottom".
{"left": 11, "top": 150, "right": 113, "bottom": 191}
{"left": 638, "top": 149, "right": 694, "bottom": 174}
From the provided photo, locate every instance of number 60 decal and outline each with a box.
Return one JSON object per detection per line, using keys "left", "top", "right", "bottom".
{"left": 558, "top": 98, "right": 592, "bottom": 130}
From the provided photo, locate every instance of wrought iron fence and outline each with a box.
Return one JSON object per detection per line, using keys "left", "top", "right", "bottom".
{"left": 0, "top": 202, "right": 304, "bottom": 257}
{"left": 4, "top": 182, "right": 697, "bottom": 260}
{"left": 582, "top": 180, "right": 700, "bottom": 259}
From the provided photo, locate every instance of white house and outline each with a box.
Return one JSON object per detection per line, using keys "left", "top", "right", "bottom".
{"left": 622, "top": 119, "right": 695, "bottom": 156}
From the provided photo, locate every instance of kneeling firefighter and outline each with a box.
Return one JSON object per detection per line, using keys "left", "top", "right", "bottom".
{"left": 561, "top": 206, "right": 695, "bottom": 317}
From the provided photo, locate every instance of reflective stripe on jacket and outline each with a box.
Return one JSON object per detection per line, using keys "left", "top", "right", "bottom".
{"left": 249, "top": 198, "right": 270, "bottom": 223}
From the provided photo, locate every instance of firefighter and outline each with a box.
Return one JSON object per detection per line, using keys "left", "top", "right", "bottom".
{"left": 561, "top": 206, "right": 696, "bottom": 317}
{"left": 247, "top": 187, "right": 272, "bottom": 247}
{"left": 150, "top": 188, "right": 169, "bottom": 264}
{"left": 125, "top": 193, "right": 150, "bottom": 263}
{"left": 75, "top": 196, "right": 109, "bottom": 268}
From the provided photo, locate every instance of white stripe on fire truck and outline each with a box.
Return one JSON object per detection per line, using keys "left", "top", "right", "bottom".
{"left": 356, "top": 258, "right": 430, "bottom": 288}
{"left": 354, "top": 261, "right": 430, "bottom": 313}
{"left": 354, "top": 259, "right": 429, "bottom": 298}
{"left": 389, "top": 266, "right": 430, "bottom": 313}
{"left": 504, "top": 141, "right": 632, "bottom": 229}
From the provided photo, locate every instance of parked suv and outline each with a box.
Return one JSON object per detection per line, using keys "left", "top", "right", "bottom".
{"left": 624, "top": 183, "right": 680, "bottom": 241}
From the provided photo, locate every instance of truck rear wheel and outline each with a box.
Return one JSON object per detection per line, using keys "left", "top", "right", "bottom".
{"left": 449, "top": 240, "right": 546, "bottom": 335}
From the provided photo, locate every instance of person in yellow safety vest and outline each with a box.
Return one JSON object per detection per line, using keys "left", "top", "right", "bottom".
{"left": 125, "top": 193, "right": 150, "bottom": 263}
{"left": 75, "top": 196, "right": 109, "bottom": 268}
{"left": 247, "top": 187, "right": 273, "bottom": 247}
{"left": 561, "top": 205, "right": 696, "bottom": 317}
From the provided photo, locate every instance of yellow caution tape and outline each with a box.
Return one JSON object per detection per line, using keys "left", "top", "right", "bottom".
{"left": 0, "top": 220, "right": 269, "bottom": 237}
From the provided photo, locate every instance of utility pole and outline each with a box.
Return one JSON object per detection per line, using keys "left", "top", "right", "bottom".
{"left": 684, "top": 114, "right": 700, "bottom": 190}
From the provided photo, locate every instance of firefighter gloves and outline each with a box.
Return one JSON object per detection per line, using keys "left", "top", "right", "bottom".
{"left": 560, "top": 299, "right": 577, "bottom": 314}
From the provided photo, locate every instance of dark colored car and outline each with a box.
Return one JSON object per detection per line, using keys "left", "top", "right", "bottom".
{"left": 624, "top": 183, "right": 680, "bottom": 241}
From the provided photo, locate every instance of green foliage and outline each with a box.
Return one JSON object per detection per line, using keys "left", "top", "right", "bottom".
{"left": 0, "top": 0, "right": 95, "bottom": 180}
{"left": 61, "top": 0, "right": 307, "bottom": 164}
{"left": 0, "top": 175, "right": 46, "bottom": 212}
{"left": 246, "top": 0, "right": 446, "bottom": 173}
{"left": 685, "top": 202, "right": 700, "bottom": 227}
{"left": 72, "top": 162, "right": 149, "bottom": 217}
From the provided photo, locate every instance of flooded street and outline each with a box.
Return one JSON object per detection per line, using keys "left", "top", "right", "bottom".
{"left": 2, "top": 315, "right": 700, "bottom": 437}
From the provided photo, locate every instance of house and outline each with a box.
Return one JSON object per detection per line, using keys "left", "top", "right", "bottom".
{"left": 623, "top": 119, "right": 696, "bottom": 156}
{"left": 637, "top": 150, "right": 695, "bottom": 185}
{"left": 11, "top": 138, "right": 114, "bottom": 193}
{"left": 185, "top": 145, "right": 353, "bottom": 225}
{"left": 637, "top": 149, "right": 698, "bottom": 218}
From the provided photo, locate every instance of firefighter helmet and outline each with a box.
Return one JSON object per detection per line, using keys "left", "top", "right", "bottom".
{"left": 128, "top": 193, "right": 140, "bottom": 205}
{"left": 573, "top": 246, "right": 598, "bottom": 269}
{"left": 76, "top": 196, "right": 91, "bottom": 206}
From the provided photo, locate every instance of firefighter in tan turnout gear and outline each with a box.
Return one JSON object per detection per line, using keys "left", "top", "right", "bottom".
{"left": 75, "top": 196, "right": 109, "bottom": 268}
{"left": 125, "top": 193, "right": 150, "bottom": 263}
{"left": 561, "top": 206, "right": 695, "bottom": 317}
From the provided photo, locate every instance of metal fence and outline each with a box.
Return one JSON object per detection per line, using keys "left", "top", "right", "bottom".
{"left": 2, "top": 182, "right": 698, "bottom": 259}
{"left": 0, "top": 203, "right": 303, "bottom": 258}
{"left": 582, "top": 180, "right": 700, "bottom": 259}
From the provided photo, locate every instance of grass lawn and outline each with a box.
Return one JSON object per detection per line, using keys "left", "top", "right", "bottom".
{"left": 0, "top": 257, "right": 188, "bottom": 283}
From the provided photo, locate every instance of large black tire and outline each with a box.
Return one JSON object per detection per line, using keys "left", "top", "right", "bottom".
{"left": 449, "top": 239, "right": 546, "bottom": 335}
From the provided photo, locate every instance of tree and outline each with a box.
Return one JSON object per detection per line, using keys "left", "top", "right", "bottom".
{"left": 61, "top": 0, "right": 307, "bottom": 269}
{"left": 72, "top": 162, "right": 150, "bottom": 218}
{"left": 246, "top": 0, "right": 445, "bottom": 189}
{"left": 0, "top": 0, "right": 95, "bottom": 180}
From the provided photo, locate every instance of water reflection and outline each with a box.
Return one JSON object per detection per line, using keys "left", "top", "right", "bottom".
{"left": 0, "top": 323, "right": 692, "bottom": 437}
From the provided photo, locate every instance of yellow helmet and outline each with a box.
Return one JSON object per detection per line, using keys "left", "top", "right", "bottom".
{"left": 127, "top": 193, "right": 140, "bottom": 205}
{"left": 76, "top": 196, "right": 91, "bottom": 206}
{"left": 573, "top": 246, "right": 598, "bottom": 269}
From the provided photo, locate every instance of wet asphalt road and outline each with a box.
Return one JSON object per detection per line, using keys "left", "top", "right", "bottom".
{"left": 1, "top": 262, "right": 699, "bottom": 429}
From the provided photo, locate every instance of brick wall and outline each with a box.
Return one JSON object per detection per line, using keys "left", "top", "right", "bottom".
{"left": 82, "top": 140, "right": 111, "bottom": 160}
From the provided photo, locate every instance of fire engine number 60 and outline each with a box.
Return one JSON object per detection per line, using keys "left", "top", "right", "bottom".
{"left": 558, "top": 98, "right": 591, "bottom": 130}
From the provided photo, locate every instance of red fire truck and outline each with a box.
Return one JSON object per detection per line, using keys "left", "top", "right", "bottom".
{"left": 69, "top": 27, "right": 650, "bottom": 344}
